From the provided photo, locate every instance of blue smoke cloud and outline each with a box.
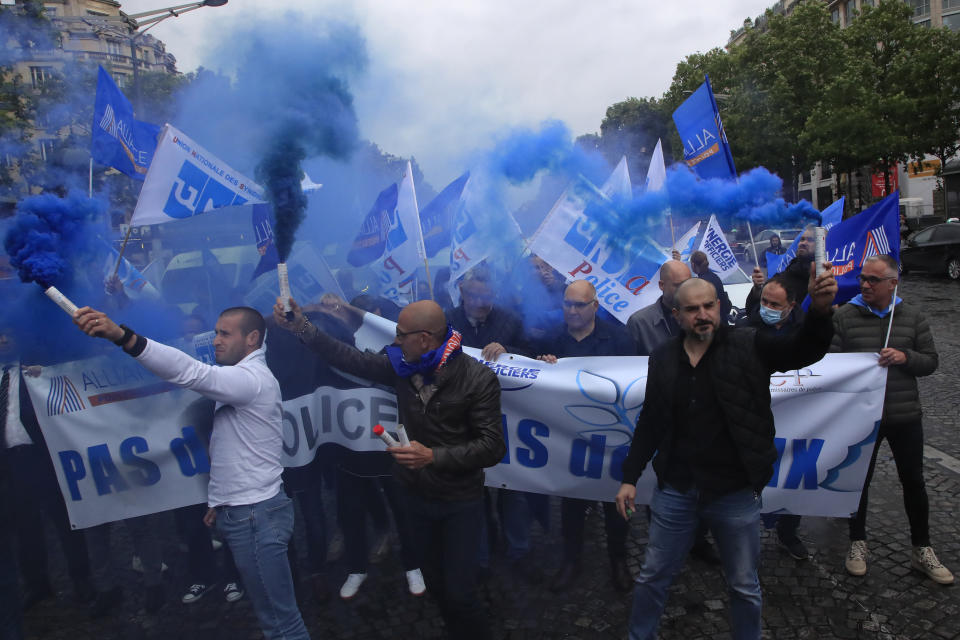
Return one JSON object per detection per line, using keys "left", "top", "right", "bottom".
{"left": 3, "top": 189, "right": 107, "bottom": 287}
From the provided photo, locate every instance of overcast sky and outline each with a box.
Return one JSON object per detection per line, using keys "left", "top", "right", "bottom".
{"left": 119, "top": 0, "right": 773, "bottom": 186}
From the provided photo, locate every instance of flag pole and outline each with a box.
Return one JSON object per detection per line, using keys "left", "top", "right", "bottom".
{"left": 423, "top": 258, "right": 435, "bottom": 301}
{"left": 112, "top": 224, "right": 133, "bottom": 279}
{"left": 668, "top": 212, "right": 677, "bottom": 250}
{"left": 88, "top": 158, "right": 93, "bottom": 198}
{"left": 883, "top": 283, "right": 899, "bottom": 349}
{"left": 746, "top": 220, "right": 759, "bottom": 266}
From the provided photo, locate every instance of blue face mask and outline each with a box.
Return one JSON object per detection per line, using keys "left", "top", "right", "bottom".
{"left": 759, "top": 304, "right": 784, "bottom": 326}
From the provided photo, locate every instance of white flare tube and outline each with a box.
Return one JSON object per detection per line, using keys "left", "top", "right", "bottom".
{"left": 814, "top": 226, "right": 827, "bottom": 276}
{"left": 44, "top": 286, "right": 79, "bottom": 317}
{"left": 372, "top": 424, "right": 400, "bottom": 448}
{"left": 396, "top": 424, "right": 411, "bottom": 447}
{"left": 277, "top": 263, "right": 292, "bottom": 313}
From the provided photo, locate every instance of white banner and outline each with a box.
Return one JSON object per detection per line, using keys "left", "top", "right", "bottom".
{"left": 675, "top": 221, "right": 701, "bottom": 261}
{"left": 528, "top": 172, "right": 667, "bottom": 324}
{"left": 130, "top": 124, "right": 266, "bottom": 226}
{"left": 27, "top": 319, "right": 885, "bottom": 528}
{"left": 695, "top": 214, "right": 740, "bottom": 281}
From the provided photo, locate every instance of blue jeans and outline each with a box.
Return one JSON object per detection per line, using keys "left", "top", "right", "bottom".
{"left": 629, "top": 485, "right": 762, "bottom": 640}
{"left": 217, "top": 491, "right": 310, "bottom": 640}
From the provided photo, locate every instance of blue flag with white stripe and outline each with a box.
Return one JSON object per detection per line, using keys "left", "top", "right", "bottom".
{"left": 90, "top": 66, "right": 160, "bottom": 180}
{"left": 347, "top": 183, "right": 399, "bottom": 267}
{"left": 420, "top": 172, "right": 469, "bottom": 258}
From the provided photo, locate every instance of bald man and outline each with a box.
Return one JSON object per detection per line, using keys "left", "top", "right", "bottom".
{"left": 536, "top": 280, "right": 636, "bottom": 593}
{"left": 616, "top": 264, "right": 838, "bottom": 640}
{"left": 274, "top": 297, "right": 505, "bottom": 640}
{"left": 627, "top": 260, "right": 692, "bottom": 356}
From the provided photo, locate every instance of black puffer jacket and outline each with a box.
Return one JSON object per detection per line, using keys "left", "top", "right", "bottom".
{"left": 300, "top": 324, "right": 505, "bottom": 501}
{"left": 621, "top": 309, "right": 834, "bottom": 493}
{"left": 830, "top": 301, "right": 937, "bottom": 426}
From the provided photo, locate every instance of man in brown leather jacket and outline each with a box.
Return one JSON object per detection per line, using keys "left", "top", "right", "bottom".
{"left": 274, "top": 296, "right": 505, "bottom": 640}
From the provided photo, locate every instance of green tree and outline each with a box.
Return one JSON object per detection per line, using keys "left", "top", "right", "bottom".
{"left": 597, "top": 97, "right": 672, "bottom": 184}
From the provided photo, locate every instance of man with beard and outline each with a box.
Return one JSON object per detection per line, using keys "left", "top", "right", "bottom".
{"left": 615, "top": 260, "right": 837, "bottom": 640}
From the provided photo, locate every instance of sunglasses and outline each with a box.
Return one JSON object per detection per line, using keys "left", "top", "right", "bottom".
{"left": 857, "top": 275, "right": 895, "bottom": 285}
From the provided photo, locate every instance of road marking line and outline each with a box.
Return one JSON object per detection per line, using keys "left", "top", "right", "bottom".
{"left": 924, "top": 444, "right": 960, "bottom": 474}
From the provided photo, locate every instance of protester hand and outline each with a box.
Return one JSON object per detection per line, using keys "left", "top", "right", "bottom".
{"left": 751, "top": 266, "right": 765, "bottom": 289}
{"left": 272, "top": 296, "right": 305, "bottom": 332}
{"left": 74, "top": 307, "right": 123, "bottom": 342}
{"left": 481, "top": 342, "right": 506, "bottom": 361}
{"left": 104, "top": 274, "right": 123, "bottom": 296}
{"left": 615, "top": 483, "right": 637, "bottom": 521}
{"left": 671, "top": 249, "right": 681, "bottom": 261}
{"left": 537, "top": 354, "right": 558, "bottom": 364}
{"left": 389, "top": 441, "right": 434, "bottom": 470}
{"left": 203, "top": 507, "right": 216, "bottom": 528}
{"left": 807, "top": 262, "right": 837, "bottom": 313}
{"left": 878, "top": 348, "right": 906, "bottom": 367}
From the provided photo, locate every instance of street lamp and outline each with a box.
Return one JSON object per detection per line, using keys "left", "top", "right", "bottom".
{"left": 121, "top": 1, "right": 229, "bottom": 109}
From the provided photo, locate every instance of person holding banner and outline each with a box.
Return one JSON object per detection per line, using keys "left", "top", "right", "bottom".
{"left": 537, "top": 280, "right": 636, "bottom": 593}
{"left": 72, "top": 306, "right": 311, "bottom": 640}
{"left": 831, "top": 255, "right": 953, "bottom": 585}
{"left": 616, "top": 260, "right": 838, "bottom": 640}
{"left": 273, "top": 296, "right": 505, "bottom": 640}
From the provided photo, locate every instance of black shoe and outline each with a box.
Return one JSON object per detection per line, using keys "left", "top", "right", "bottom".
{"left": 550, "top": 562, "right": 582, "bottom": 593}
{"left": 611, "top": 562, "right": 633, "bottom": 593}
{"left": 90, "top": 586, "right": 124, "bottom": 619}
{"left": 22, "top": 583, "right": 53, "bottom": 611}
{"left": 689, "top": 539, "right": 721, "bottom": 566}
{"left": 777, "top": 534, "right": 810, "bottom": 560}
{"left": 144, "top": 584, "right": 165, "bottom": 614}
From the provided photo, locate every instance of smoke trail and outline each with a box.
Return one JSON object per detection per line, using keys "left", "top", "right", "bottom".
{"left": 3, "top": 189, "right": 107, "bottom": 287}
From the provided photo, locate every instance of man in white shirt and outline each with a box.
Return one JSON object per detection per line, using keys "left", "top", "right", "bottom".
{"left": 73, "top": 306, "right": 310, "bottom": 640}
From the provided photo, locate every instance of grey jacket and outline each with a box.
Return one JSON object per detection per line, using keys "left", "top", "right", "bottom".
{"left": 627, "top": 297, "right": 679, "bottom": 356}
{"left": 830, "top": 301, "right": 938, "bottom": 426}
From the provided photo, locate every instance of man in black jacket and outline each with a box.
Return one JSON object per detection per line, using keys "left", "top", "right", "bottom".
{"left": 615, "top": 262, "right": 837, "bottom": 640}
{"left": 537, "top": 280, "right": 635, "bottom": 593}
{"left": 273, "top": 297, "right": 505, "bottom": 640}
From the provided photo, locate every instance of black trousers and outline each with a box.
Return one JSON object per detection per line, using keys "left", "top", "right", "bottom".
{"left": 338, "top": 469, "right": 419, "bottom": 573}
{"left": 6, "top": 444, "right": 90, "bottom": 590}
{"left": 849, "top": 420, "right": 929, "bottom": 547}
{"left": 561, "top": 497, "right": 627, "bottom": 564}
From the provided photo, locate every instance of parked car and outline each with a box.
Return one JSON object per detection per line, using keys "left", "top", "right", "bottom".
{"left": 901, "top": 222, "right": 960, "bottom": 280}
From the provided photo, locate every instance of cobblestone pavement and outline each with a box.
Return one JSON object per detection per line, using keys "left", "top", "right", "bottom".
{"left": 19, "top": 274, "right": 960, "bottom": 640}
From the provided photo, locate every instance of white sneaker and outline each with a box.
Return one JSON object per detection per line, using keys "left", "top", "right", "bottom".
{"left": 405, "top": 569, "right": 426, "bottom": 596}
{"left": 223, "top": 582, "right": 244, "bottom": 602}
{"left": 211, "top": 538, "right": 223, "bottom": 551}
{"left": 132, "top": 555, "right": 169, "bottom": 574}
{"left": 911, "top": 546, "right": 955, "bottom": 584}
{"left": 339, "top": 573, "right": 367, "bottom": 600}
{"left": 181, "top": 583, "right": 214, "bottom": 604}
{"left": 845, "top": 540, "right": 868, "bottom": 576}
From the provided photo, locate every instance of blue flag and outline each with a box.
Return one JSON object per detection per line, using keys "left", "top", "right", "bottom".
{"left": 765, "top": 251, "right": 785, "bottom": 278}
{"left": 823, "top": 192, "right": 900, "bottom": 305}
{"left": 419, "top": 172, "right": 469, "bottom": 258}
{"left": 775, "top": 197, "right": 846, "bottom": 276}
{"left": 91, "top": 66, "right": 160, "bottom": 180}
{"left": 672, "top": 75, "right": 737, "bottom": 181}
{"left": 347, "top": 183, "right": 399, "bottom": 267}
{"left": 819, "top": 197, "right": 844, "bottom": 230}
{"left": 250, "top": 203, "right": 280, "bottom": 280}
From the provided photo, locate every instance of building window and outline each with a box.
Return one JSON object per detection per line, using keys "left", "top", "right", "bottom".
{"left": 821, "top": 164, "right": 833, "bottom": 179}
{"left": 114, "top": 73, "right": 129, "bottom": 89}
{"left": 831, "top": 8, "right": 840, "bottom": 22}
{"left": 943, "top": 11, "right": 960, "bottom": 28}
{"left": 946, "top": 0, "right": 960, "bottom": 9}
{"left": 86, "top": 10, "right": 109, "bottom": 16}
{"left": 29, "top": 66, "right": 54, "bottom": 89}
{"left": 106, "top": 40, "right": 123, "bottom": 56}
{"left": 44, "top": 6, "right": 57, "bottom": 16}
{"left": 910, "top": 0, "right": 930, "bottom": 17}
{"left": 861, "top": 0, "right": 875, "bottom": 6}
{"left": 845, "top": 0, "right": 857, "bottom": 23}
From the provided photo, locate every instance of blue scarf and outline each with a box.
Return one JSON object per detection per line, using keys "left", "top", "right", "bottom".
{"left": 849, "top": 293, "right": 902, "bottom": 318}
{"left": 385, "top": 325, "right": 462, "bottom": 382}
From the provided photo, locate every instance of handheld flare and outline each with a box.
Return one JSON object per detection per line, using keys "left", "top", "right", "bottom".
{"left": 814, "top": 227, "right": 827, "bottom": 276}
{"left": 277, "top": 263, "right": 293, "bottom": 319}
{"left": 43, "top": 286, "right": 79, "bottom": 317}
{"left": 372, "top": 424, "right": 400, "bottom": 448}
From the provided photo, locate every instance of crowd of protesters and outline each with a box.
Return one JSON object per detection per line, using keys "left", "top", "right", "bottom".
{"left": 0, "top": 234, "right": 953, "bottom": 640}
